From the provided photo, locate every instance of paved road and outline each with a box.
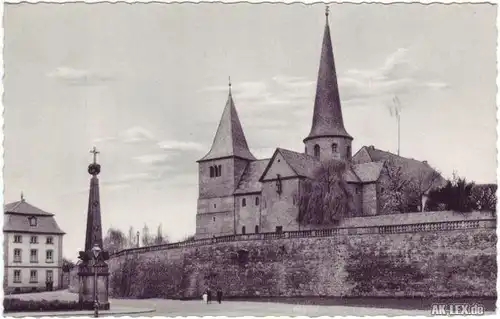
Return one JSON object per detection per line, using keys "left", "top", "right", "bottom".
{"left": 4, "top": 290, "right": 495, "bottom": 317}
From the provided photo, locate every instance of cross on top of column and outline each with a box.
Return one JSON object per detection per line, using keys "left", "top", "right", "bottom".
{"left": 90, "top": 146, "right": 100, "bottom": 164}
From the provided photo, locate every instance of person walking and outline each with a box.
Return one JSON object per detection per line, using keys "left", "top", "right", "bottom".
{"left": 202, "top": 291, "right": 208, "bottom": 304}
{"left": 216, "top": 288, "right": 223, "bottom": 304}
{"left": 207, "top": 288, "right": 212, "bottom": 304}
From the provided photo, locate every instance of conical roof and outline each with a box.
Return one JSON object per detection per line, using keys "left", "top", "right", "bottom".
{"left": 199, "top": 89, "right": 256, "bottom": 162}
{"left": 305, "top": 11, "right": 352, "bottom": 142}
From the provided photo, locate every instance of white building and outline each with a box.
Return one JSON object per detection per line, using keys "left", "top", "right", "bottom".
{"left": 3, "top": 194, "right": 65, "bottom": 293}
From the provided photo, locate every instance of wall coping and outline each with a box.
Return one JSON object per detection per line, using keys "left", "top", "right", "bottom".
{"left": 111, "top": 212, "right": 496, "bottom": 258}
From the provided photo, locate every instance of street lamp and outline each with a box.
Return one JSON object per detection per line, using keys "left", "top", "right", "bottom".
{"left": 91, "top": 244, "right": 102, "bottom": 318}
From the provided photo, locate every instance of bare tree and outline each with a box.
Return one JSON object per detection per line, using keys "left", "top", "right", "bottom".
{"left": 103, "top": 228, "right": 127, "bottom": 254}
{"left": 380, "top": 159, "right": 420, "bottom": 214}
{"left": 297, "top": 159, "right": 354, "bottom": 225}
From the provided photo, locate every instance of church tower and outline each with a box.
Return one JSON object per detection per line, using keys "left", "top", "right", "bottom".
{"left": 196, "top": 81, "right": 256, "bottom": 238}
{"left": 304, "top": 8, "right": 353, "bottom": 162}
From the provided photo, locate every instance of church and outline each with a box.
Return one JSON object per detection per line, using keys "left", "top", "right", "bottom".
{"left": 195, "top": 11, "right": 442, "bottom": 239}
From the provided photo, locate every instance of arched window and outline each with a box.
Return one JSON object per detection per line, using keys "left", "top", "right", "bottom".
{"left": 332, "top": 143, "right": 338, "bottom": 152}
{"left": 255, "top": 225, "right": 259, "bottom": 233}
{"left": 210, "top": 166, "right": 214, "bottom": 178}
{"left": 242, "top": 198, "right": 246, "bottom": 207}
{"left": 242, "top": 226, "right": 246, "bottom": 235}
{"left": 217, "top": 165, "right": 222, "bottom": 177}
{"left": 255, "top": 197, "right": 259, "bottom": 206}
{"left": 347, "top": 146, "right": 351, "bottom": 159}
{"left": 314, "top": 144, "right": 320, "bottom": 158}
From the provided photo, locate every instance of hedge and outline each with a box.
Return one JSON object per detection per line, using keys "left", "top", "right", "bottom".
{"left": 3, "top": 298, "right": 81, "bottom": 313}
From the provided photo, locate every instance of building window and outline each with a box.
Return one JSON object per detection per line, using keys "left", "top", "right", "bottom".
{"left": 332, "top": 143, "right": 338, "bottom": 152}
{"left": 30, "top": 236, "right": 38, "bottom": 244}
{"left": 255, "top": 197, "right": 259, "bottom": 206}
{"left": 210, "top": 166, "right": 215, "bottom": 177}
{"left": 381, "top": 187, "right": 385, "bottom": 194}
{"left": 241, "top": 226, "right": 246, "bottom": 235}
{"left": 28, "top": 216, "right": 37, "bottom": 227}
{"left": 46, "top": 236, "right": 53, "bottom": 244}
{"left": 276, "top": 226, "right": 283, "bottom": 233}
{"left": 46, "top": 270, "right": 53, "bottom": 282}
{"left": 255, "top": 225, "right": 259, "bottom": 233}
{"left": 218, "top": 165, "right": 222, "bottom": 177}
{"left": 347, "top": 146, "right": 351, "bottom": 159}
{"left": 46, "top": 250, "right": 54, "bottom": 263}
{"left": 13, "top": 249, "right": 22, "bottom": 263}
{"left": 13, "top": 270, "right": 21, "bottom": 283}
{"left": 314, "top": 144, "right": 320, "bottom": 158}
{"left": 30, "top": 249, "right": 38, "bottom": 263}
{"left": 13, "top": 235, "right": 22, "bottom": 243}
{"left": 29, "top": 270, "right": 38, "bottom": 283}
{"left": 276, "top": 174, "right": 282, "bottom": 194}
{"left": 242, "top": 198, "right": 246, "bottom": 207}
{"left": 355, "top": 187, "right": 359, "bottom": 194}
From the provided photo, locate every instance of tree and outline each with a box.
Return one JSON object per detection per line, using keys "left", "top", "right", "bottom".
{"left": 103, "top": 228, "right": 127, "bottom": 254}
{"left": 296, "top": 159, "right": 354, "bottom": 225}
{"left": 62, "top": 258, "right": 75, "bottom": 272}
{"left": 127, "top": 226, "right": 137, "bottom": 248}
{"left": 426, "top": 174, "right": 476, "bottom": 212}
{"left": 414, "top": 166, "right": 444, "bottom": 212}
{"left": 154, "top": 224, "right": 168, "bottom": 245}
{"left": 379, "top": 159, "right": 420, "bottom": 214}
{"left": 470, "top": 184, "right": 497, "bottom": 213}
{"left": 141, "top": 224, "right": 155, "bottom": 246}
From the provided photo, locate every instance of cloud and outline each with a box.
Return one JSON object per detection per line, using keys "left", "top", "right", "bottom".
{"left": 157, "top": 140, "right": 204, "bottom": 152}
{"left": 47, "top": 67, "right": 114, "bottom": 86}
{"left": 338, "top": 48, "right": 449, "bottom": 105}
{"left": 133, "top": 153, "right": 172, "bottom": 166}
{"left": 119, "top": 126, "right": 156, "bottom": 144}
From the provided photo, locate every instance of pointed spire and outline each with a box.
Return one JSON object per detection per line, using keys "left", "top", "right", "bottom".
{"left": 84, "top": 149, "right": 104, "bottom": 253}
{"left": 198, "top": 82, "right": 256, "bottom": 162}
{"left": 20, "top": 191, "right": 25, "bottom": 202}
{"left": 304, "top": 9, "right": 352, "bottom": 142}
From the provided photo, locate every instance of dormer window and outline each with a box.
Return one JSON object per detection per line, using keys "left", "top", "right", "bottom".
{"left": 28, "top": 216, "right": 37, "bottom": 227}
{"left": 314, "top": 144, "right": 320, "bottom": 158}
{"left": 332, "top": 143, "right": 338, "bottom": 152}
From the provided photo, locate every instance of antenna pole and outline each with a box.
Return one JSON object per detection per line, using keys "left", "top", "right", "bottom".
{"left": 397, "top": 113, "right": 401, "bottom": 156}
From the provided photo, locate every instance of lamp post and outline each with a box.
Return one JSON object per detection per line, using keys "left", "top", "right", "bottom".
{"left": 91, "top": 244, "right": 102, "bottom": 318}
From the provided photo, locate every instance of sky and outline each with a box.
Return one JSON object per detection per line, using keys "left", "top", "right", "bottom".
{"left": 3, "top": 3, "right": 497, "bottom": 260}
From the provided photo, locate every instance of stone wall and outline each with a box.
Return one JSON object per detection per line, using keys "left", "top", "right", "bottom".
{"left": 109, "top": 214, "right": 496, "bottom": 299}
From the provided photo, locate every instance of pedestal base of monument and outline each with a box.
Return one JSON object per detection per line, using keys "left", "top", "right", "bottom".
{"left": 77, "top": 261, "right": 111, "bottom": 311}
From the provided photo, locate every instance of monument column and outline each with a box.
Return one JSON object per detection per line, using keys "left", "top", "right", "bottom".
{"left": 77, "top": 147, "right": 111, "bottom": 310}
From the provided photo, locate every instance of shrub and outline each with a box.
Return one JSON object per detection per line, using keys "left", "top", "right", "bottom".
{"left": 3, "top": 298, "right": 81, "bottom": 313}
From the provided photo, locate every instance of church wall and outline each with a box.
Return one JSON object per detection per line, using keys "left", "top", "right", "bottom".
{"left": 235, "top": 194, "right": 262, "bottom": 235}
{"left": 261, "top": 152, "right": 296, "bottom": 180}
{"left": 304, "top": 136, "right": 352, "bottom": 161}
{"left": 198, "top": 158, "right": 249, "bottom": 199}
{"left": 260, "top": 178, "right": 300, "bottom": 232}
{"left": 362, "top": 183, "right": 378, "bottom": 216}
{"left": 196, "top": 211, "right": 235, "bottom": 239}
{"left": 109, "top": 221, "right": 496, "bottom": 299}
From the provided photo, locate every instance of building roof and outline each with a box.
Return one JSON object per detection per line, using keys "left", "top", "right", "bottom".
{"left": 198, "top": 89, "right": 256, "bottom": 162}
{"left": 4, "top": 199, "right": 54, "bottom": 216}
{"left": 356, "top": 145, "right": 447, "bottom": 188}
{"left": 304, "top": 12, "right": 352, "bottom": 142}
{"left": 352, "top": 161, "right": 385, "bottom": 183}
{"left": 234, "top": 159, "right": 271, "bottom": 194}
{"left": 4, "top": 199, "right": 65, "bottom": 234}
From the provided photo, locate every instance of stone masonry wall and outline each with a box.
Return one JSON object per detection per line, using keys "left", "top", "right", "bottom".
{"left": 109, "top": 217, "right": 496, "bottom": 299}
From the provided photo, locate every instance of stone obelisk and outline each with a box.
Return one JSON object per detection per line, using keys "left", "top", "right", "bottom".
{"left": 77, "top": 147, "right": 110, "bottom": 310}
